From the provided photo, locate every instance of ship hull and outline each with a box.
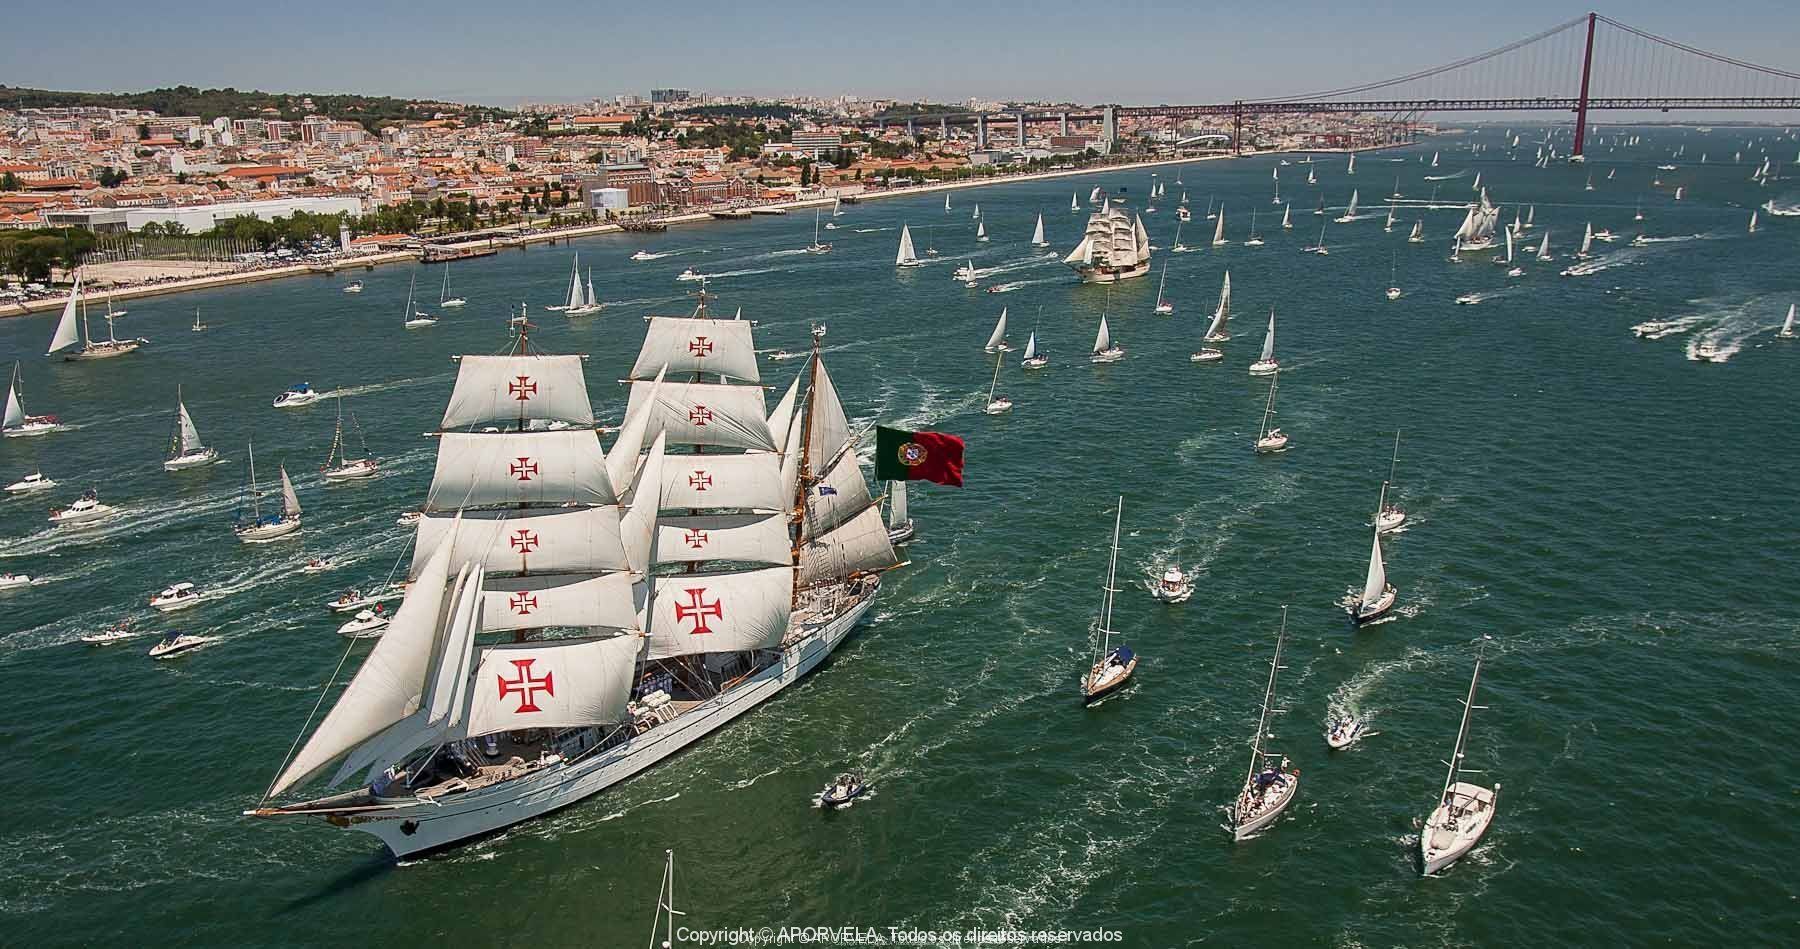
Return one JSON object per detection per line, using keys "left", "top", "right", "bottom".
{"left": 335, "top": 590, "right": 877, "bottom": 858}
{"left": 1070, "top": 261, "right": 1150, "bottom": 284}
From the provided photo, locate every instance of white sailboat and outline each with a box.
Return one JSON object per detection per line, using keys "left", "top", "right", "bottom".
{"left": 1384, "top": 203, "right": 1396, "bottom": 232}
{"left": 3, "top": 362, "right": 61, "bottom": 437}
{"left": 1205, "top": 272, "right": 1232, "bottom": 343}
{"left": 945, "top": 193, "right": 952, "bottom": 212}
{"left": 1080, "top": 497, "right": 1135, "bottom": 704}
{"left": 1334, "top": 189, "right": 1360, "bottom": 224}
{"left": 806, "top": 210, "right": 833, "bottom": 254}
{"left": 1281, "top": 204, "right": 1293, "bottom": 230}
{"left": 1420, "top": 651, "right": 1500, "bottom": 875}
{"left": 1408, "top": 219, "right": 1424, "bottom": 243}
{"left": 1170, "top": 221, "right": 1193, "bottom": 254}
{"left": 191, "top": 308, "right": 206, "bottom": 332}
{"left": 566, "top": 267, "right": 604, "bottom": 317}
{"left": 983, "top": 350, "right": 1013, "bottom": 415}
{"left": 983, "top": 307, "right": 1010, "bottom": 353}
{"left": 1022, "top": 326, "right": 1049, "bottom": 370}
{"left": 1244, "top": 210, "right": 1264, "bottom": 247}
{"left": 250, "top": 295, "right": 899, "bottom": 858}
{"left": 832, "top": 196, "right": 843, "bottom": 217}
{"left": 895, "top": 225, "right": 921, "bottom": 267}
{"left": 403, "top": 274, "right": 437, "bottom": 329}
{"left": 46, "top": 274, "right": 146, "bottom": 360}
{"left": 974, "top": 218, "right": 989, "bottom": 243}
{"left": 1377, "top": 430, "right": 1407, "bottom": 532}
{"left": 1153, "top": 262, "right": 1173, "bottom": 314}
{"left": 1781, "top": 303, "right": 1797, "bottom": 339}
{"left": 1231, "top": 607, "right": 1299, "bottom": 840}
{"left": 1254, "top": 373, "right": 1288, "bottom": 453}
{"left": 1346, "top": 513, "right": 1397, "bottom": 625}
{"left": 163, "top": 385, "right": 219, "bottom": 471}
{"left": 1749, "top": 210, "right": 1759, "bottom": 234}
{"left": 1248, "top": 308, "right": 1280, "bottom": 376}
{"left": 1072, "top": 192, "right": 1081, "bottom": 212}
{"left": 886, "top": 480, "right": 915, "bottom": 543}
{"left": 1212, "top": 205, "right": 1228, "bottom": 246}
{"left": 233, "top": 442, "right": 302, "bottom": 543}
{"left": 1031, "top": 213, "right": 1049, "bottom": 247}
{"left": 1090, "top": 313, "right": 1124, "bottom": 363}
{"left": 546, "top": 254, "right": 583, "bottom": 312}
{"left": 1386, "top": 255, "right": 1402, "bottom": 300}
{"left": 1306, "top": 222, "right": 1329, "bottom": 255}
{"left": 1578, "top": 222, "right": 1595, "bottom": 259}
{"left": 1346, "top": 153, "right": 1356, "bottom": 175}
{"left": 439, "top": 264, "right": 466, "bottom": 308}
{"left": 1536, "top": 228, "right": 1554, "bottom": 262}
{"left": 321, "top": 398, "right": 380, "bottom": 481}
{"left": 972, "top": 203, "right": 980, "bottom": 219}
{"left": 1065, "top": 203, "right": 1152, "bottom": 283}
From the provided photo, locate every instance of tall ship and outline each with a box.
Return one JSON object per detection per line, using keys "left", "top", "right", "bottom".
{"left": 1451, "top": 189, "right": 1502, "bottom": 253}
{"left": 45, "top": 273, "right": 147, "bottom": 361}
{"left": 248, "top": 295, "right": 900, "bottom": 857}
{"left": 1063, "top": 199, "right": 1151, "bottom": 284}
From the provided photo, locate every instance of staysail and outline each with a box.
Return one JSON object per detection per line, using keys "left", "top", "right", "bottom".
{"left": 984, "top": 308, "right": 1008, "bottom": 352}
{"left": 46, "top": 274, "right": 82, "bottom": 355}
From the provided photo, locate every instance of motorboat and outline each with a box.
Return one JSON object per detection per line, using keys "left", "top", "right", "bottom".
{"left": 1149, "top": 566, "right": 1194, "bottom": 603}
{"left": 272, "top": 383, "right": 321, "bottom": 409}
{"left": 629, "top": 250, "right": 659, "bottom": 261}
{"left": 676, "top": 268, "right": 703, "bottom": 282}
{"left": 337, "top": 607, "right": 390, "bottom": 638}
{"left": 48, "top": 489, "right": 116, "bottom": 526}
{"left": 148, "top": 632, "right": 208, "bottom": 659}
{"left": 1326, "top": 713, "right": 1365, "bottom": 750}
{"left": 325, "top": 586, "right": 400, "bottom": 614}
{"left": 1454, "top": 293, "right": 1481, "bottom": 305}
{"left": 149, "top": 582, "right": 203, "bottom": 612}
{"left": 342, "top": 282, "right": 364, "bottom": 293}
{"left": 0, "top": 571, "right": 32, "bottom": 591}
{"left": 395, "top": 511, "right": 423, "bottom": 527}
{"left": 301, "top": 557, "right": 336, "bottom": 574}
{"left": 819, "top": 772, "right": 867, "bottom": 807}
{"left": 5, "top": 471, "right": 56, "bottom": 494}
{"left": 1190, "top": 348, "right": 1224, "bottom": 363}
{"left": 766, "top": 350, "right": 800, "bottom": 362}
{"left": 80, "top": 621, "right": 136, "bottom": 645}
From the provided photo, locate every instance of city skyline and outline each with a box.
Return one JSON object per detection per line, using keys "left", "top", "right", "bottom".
{"left": 9, "top": 0, "right": 1800, "bottom": 106}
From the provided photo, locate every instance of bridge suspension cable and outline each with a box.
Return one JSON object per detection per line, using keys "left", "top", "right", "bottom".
{"left": 1594, "top": 14, "right": 1800, "bottom": 83}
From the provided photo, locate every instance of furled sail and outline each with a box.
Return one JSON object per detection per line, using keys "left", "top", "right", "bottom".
{"left": 624, "top": 379, "right": 776, "bottom": 452}
{"left": 411, "top": 507, "right": 629, "bottom": 578}
{"left": 424, "top": 430, "right": 616, "bottom": 511}
{"left": 460, "top": 636, "right": 642, "bottom": 738}
{"left": 644, "top": 566, "right": 793, "bottom": 659}
{"left": 440, "top": 354, "right": 595, "bottom": 430}
{"left": 628, "top": 317, "right": 760, "bottom": 383}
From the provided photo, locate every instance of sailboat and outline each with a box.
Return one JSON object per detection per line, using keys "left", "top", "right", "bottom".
{"left": 1408, "top": 218, "right": 1424, "bottom": 243}
{"left": 46, "top": 273, "right": 146, "bottom": 360}
{"left": 972, "top": 203, "right": 980, "bottom": 219}
{"left": 1306, "top": 222, "right": 1329, "bottom": 255}
{"left": 1307, "top": 167, "right": 1317, "bottom": 186}
{"left": 974, "top": 218, "right": 989, "bottom": 243}
{"left": 3, "top": 362, "right": 60, "bottom": 437}
{"left": 1212, "top": 205, "right": 1228, "bottom": 246}
{"left": 1193, "top": 275, "right": 1229, "bottom": 363}
{"left": 1021, "top": 324, "right": 1049, "bottom": 370}
{"left": 1386, "top": 255, "right": 1402, "bottom": 300}
{"left": 983, "top": 307, "right": 1011, "bottom": 353}
{"left": 403, "top": 274, "right": 437, "bottom": 328}
{"left": 1634, "top": 200, "right": 1644, "bottom": 222}
{"left": 1345, "top": 510, "right": 1397, "bottom": 625}
{"left": 1535, "top": 228, "right": 1553, "bottom": 262}
{"left": 1031, "top": 213, "right": 1049, "bottom": 247}
{"left": 831, "top": 196, "right": 843, "bottom": 217}
{"left": 983, "top": 350, "right": 1013, "bottom": 415}
{"left": 1254, "top": 373, "right": 1287, "bottom": 453}
{"left": 439, "top": 264, "right": 466, "bottom": 308}
{"left": 1281, "top": 204, "right": 1293, "bottom": 230}
{"left": 1578, "top": 222, "right": 1595, "bottom": 259}
{"left": 1430, "top": 151, "right": 1440, "bottom": 168}
{"left": 546, "top": 255, "right": 582, "bottom": 311}
{"left": 163, "top": 385, "right": 219, "bottom": 471}
{"left": 1420, "top": 650, "right": 1500, "bottom": 875}
{"left": 1080, "top": 497, "right": 1135, "bottom": 704}
{"left": 1065, "top": 203, "right": 1152, "bottom": 283}
{"left": 1584, "top": 174, "right": 1595, "bottom": 192}
{"left": 886, "top": 480, "right": 915, "bottom": 543}
{"left": 1090, "top": 313, "right": 1124, "bottom": 363}
{"left": 1471, "top": 172, "right": 1481, "bottom": 191}
{"left": 895, "top": 225, "right": 921, "bottom": 267}
{"left": 1248, "top": 308, "right": 1280, "bottom": 376}
{"left": 806, "top": 210, "right": 833, "bottom": 254}
{"left": 191, "top": 308, "right": 206, "bottom": 332}
{"left": 1231, "top": 607, "right": 1299, "bottom": 840}
{"left": 1781, "top": 303, "right": 1797, "bottom": 339}
{"left": 1171, "top": 222, "right": 1193, "bottom": 254}
{"left": 1244, "top": 210, "right": 1264, "bottom": 247}
{"left": 1346, "top": 153, "right": 1356, "bottom": 175}
{"left": 1749, "top": 210, "right": 1759, "bottom": 234}
{"left": 1390, "top": 175, "right": 1403, "bottom": 199}
{"left": 1153, "top": 262, "right": 1173, "bottom": 314}
{"left": 945, "top": 193, "right": 952, "bottom": 213}
{"left": 1334, "top": 189, "right": 1360, "bottom": 223}
{"left": 1072, "top": 192, "right": 1081, "bottom": 212}
{"left": 1384, "top": 203, "right": 1396, "bottom": 232}
{"left": 248, "top": 292, "right": 900, "bottom": 858}
{"left": 233, "top": 441, "right": 302, "bottom": 543}
{"left": 321, "top": 398, "right": 380, "bottom": 481}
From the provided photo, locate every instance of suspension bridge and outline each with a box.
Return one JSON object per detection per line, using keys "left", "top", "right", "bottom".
{"left": 858, "top": 13, "right": 1800, "bottom": 159}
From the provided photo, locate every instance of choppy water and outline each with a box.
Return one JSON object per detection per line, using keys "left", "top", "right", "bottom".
{"left": 3, "top": 125, "right": 1798, "bottom": 947}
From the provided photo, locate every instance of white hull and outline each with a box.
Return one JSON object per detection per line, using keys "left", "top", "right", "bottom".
{"left": 164, "top": 449, "right": 219, "bottom": 471}
{"left": 1190, "top": 350, "right": 1224, "bottom": 363}
{"left": 1234, "top": 774, "right": 1298, "bottom": 839}
{"left": 291, "top": 589, "right": 877, "bottom": 857}
{"left": 235, "top": 517, "right": 302, "bottom": 543}
{"left": 1351, "top": 586, "right": 1397, "bottom": 624}
{"left": 322, "top": 460, "right": 379, "bottom": 481}
{"left": 1071, "top": 261, "right": 1151, "bottom": 284}
{"left": 4, "top": 420, "right": 60, "bottom": 438}
{"left": 1247, "top": 360, "right": 1280, "bottom": 376}
{"left": 49, "top": 504, "right": 116, "bottom": 526}
{"left": 1421, "top": 782, "right": 1498, "bottom": 874}
{"left": 274, "top": 394, "right": 321, "bottom": 409}
{"left": 150, "top": 595, "right": 202, "bottom": 612}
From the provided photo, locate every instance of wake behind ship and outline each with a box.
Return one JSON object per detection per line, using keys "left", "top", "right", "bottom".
{"left": 247, "top": 298, "right": 901, "bottom": 857}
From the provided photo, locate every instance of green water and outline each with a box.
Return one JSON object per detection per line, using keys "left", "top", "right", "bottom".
{"left": 2, "top": 127, "right": 1797, "bottom": 947}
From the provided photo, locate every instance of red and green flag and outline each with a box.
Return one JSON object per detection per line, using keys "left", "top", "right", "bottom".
{"left": 875, "top": 425, "right": 965, "bottom": 487}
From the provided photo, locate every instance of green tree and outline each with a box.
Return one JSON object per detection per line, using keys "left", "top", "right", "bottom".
{"left": 96, "top": 166, "right": 128, "bottom": 188}
{"left": 0, "top": 172, "right": 17, "bottom": 191}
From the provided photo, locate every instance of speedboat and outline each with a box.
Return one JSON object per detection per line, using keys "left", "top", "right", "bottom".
{"left": 819, "top": 772, "right": 867, "bottom": 807}
{"left": 1149, "top": 566, "right": 1194, "bottom": 603}
{"left": 395, "top": 511, "right": 423, "bottom": 527}
{"left": 1255, "top": 428, "right": 1289, "bottom": 454}
{"left": 1593, "top": 229, "right": 1616, "bottom": 242}
{"left": 1386, "top": 287, "right": 1403, "bottom": 300}
{"left": 81, "top": 621, "right": 136, "bottom": 645}
{"left": 48, "top": 489, "right": 116, "bottom": 526}
{"left": 325, "top": 586, "right": 400, "bottom": 613}
{"left": 629, "top": 250, "right": 658, "bottom": 261}
{"left": 984, "top": 396, "right": 1014, "bottom": 415}
{"left": 766, "top": 350, "right": 800, "bottom": 362}
{"left": 1454, "top": 293, "right": 1481, "bottom": 305}
{"left": 164, "top": 446, "right": 219, "bottom": 472}
{"left": 342, "top": 282, "right": 364, "bottom": 293}
{"left": 337, "top": 607, "right": 389, "bottom": 638}
{"left": 301, "top": 557, "right": 336, "bottom": 574}
{"left": 676, "top": 268, "right": 703, "bottom": 282}
{"left": 148, "top": 632, "right": 208, "bottom": 659}
{"left": 1326, "top": 714, "right": 1365, "bottom": 750}
{"left": 149, "top": 582, "right": 203, "bottom": 612}
{"left": 1081, "top": 646, "right": 1136, "bottom": 704}
{"left": 0, "top": 571, "right": 32, "bottom": 591}
{"left": 1507, "top": 267, "right": 1525, "bottom": 278}
{"left": 1190, "top": 348, "right": 1224, "bottom": 363}
{"left": 5, "top": 471, "right": 56, "bottom": 494}
{"left": 322, "top": 458, "right": 380, "bottom": 481}
{"left": 272, "top": 384, "right": 321, "bottom": 409}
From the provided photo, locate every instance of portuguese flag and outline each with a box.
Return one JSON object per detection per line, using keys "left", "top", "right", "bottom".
{"left": 875, "top": 425, "right": 965, "bottom": 487}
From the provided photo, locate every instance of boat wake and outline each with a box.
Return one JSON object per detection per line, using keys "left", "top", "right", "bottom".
{"left": 627, "top": 251, "right": 672, "bottom": 260}
{"left": 322, "top": 374, "right": 452, "bottom": 400}
{"left": 852, "top": 227, "right": 895, "bottom": 233}
{"left": 687, "top": 267, "right": 779, "bottom": 281}
{"left": 1424, "top": 170, "right": 1470, "bottom": 181}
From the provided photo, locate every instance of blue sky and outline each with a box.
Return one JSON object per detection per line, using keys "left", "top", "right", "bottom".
{"left": 6, "top": 1, "right": 1800, "bottom": 105}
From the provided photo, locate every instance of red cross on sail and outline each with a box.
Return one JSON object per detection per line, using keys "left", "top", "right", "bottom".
{"left": 688, "top": 336, "right": 714, "bottom": 356}
{"left": 689, "top": 405, "right": 714, "bottom": 426}
{"left": 509, "top": 529, "right": 540, "bottom": 554}
{"left": 684, "top": 529, "right": 710, "bottom": 549}
{"left": 497, "top": 658, "right": 555, "bottom": 713}
{"left": 509, "top": 375, "right": 537, "bottom": 401}
{"left": 509, "top": 592, "right": 539, "bottom": 615}
{"left": 674, "top": 588, "right": 724, "bottom": 635}
{"left": 688, "top": 470, "right": 712, "bottom": 491}
{"left": 510, "top": 457, "right": 539, "bottom": 482}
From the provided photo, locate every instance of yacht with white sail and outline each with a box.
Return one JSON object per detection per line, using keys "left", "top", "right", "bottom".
{"left": 1080, "top": 497, "right": 1135, "bottom": 704}
{"left": 1153, "top": 263, "right": 1173, "bottom": 315}
{"left": 1031, "top": 213, "right": 1049, "bottom": 247}
{"left": 45, "top": 274, "right": 147, "bottom": 361}
{"left": 1780, "top": 303, "right": 1796, "bottom": 339}
{"left": 807, "top": 211, "right": 833, "bottom": 254}
{"left": 1451, "top": 190, "right": 1502, "bottom": 253}
{"left": 320, "top": 399, "right": 380, "bottom": 481}
{"left": 895, "top": 225, "right": 921, "bottom": 268}
{"left": 1090, "top": 315, "right": 1124, "bottom": 364}
{"left": 566, "top": 266, "right": 603, "bottom": 317}
{"left": 248, "top": 294, "right": 901, "bottom": 858}
{"left": 233, "top": 442, "right": 303, "bottom": 543}
{"left": 1281, "top": 205, "right": 1292, "bottom": 230}
{"left": 1377, "top": 433, "right": 1406, "bottom": 532}
{"left": 1248, "top": 308, "right": 1280, "bottom": 376}
{"left": 4, "top": 362, "right": 61, "bottom": 437}
{"left": 439, "top": 265, "right": 467, "bottom": 308}
{"left": 982, "top": 351, "right": 1013, "bottom": 415}
{"left": 1022, "top": 316, "right": 1049, "bottom": 370}
{"left": 1305, "top": 223, "right": 1329, "bottom": 255}
{"left": 1231, "top": 607, "right": 1299, "bottom": 840}
{"left": 983, "top": 308, "right": 1010, "bottom": 353}
{"left": 1065, "top": 201, "right": 1151, "bottom": 283}
{"left": 1170, "top": 222, "right": 1194, "bottom": 254}
{"left": 402, "top": 274, "right": 437, "bottom": 329}
{"left": 1244, "top": 210, "right": 1264, "bottom": 247}
{"left": 1211, "top": 206, "right": 1228, "bottom": 246}
{"left": 1254, "top": 374, "right": 1288, "bottom": 453}
{"left": 163, "top": 386, "right": 219, "bottom": 471}
{"left": 1334, "top": 190, "right": 1360, "bottom": 224}
{"left": 885, "top": 480, "right": 915, "bottom": 544}
{"left": 1345, "top": 512, "right": 1397, "bottom": 625}
{"left": 1420, "top": 650, "right": 1499, "bottom": 875}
